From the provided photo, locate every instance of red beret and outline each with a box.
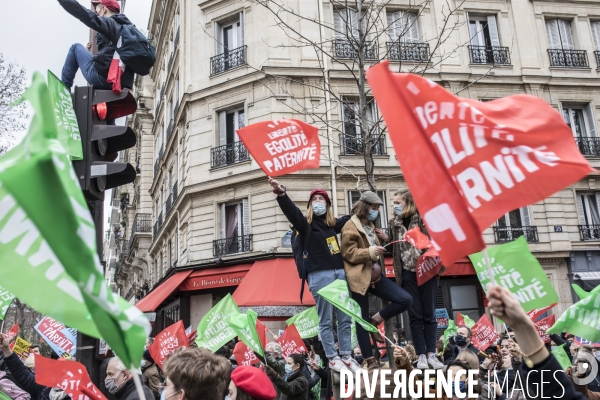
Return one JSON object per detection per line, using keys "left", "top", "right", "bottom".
{"left": 91, "top": 0, "right": 121, "bottom": 13}
{"left": 230, "top": 366, "right": 276, "bottom": 400}
{"left": 308, "top": 189, "right": 331, "bottom": 207}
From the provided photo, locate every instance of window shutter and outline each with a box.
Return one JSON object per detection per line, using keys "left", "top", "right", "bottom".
{"left": 469, "top": 21, "right": 481, "bottom": 47}
{"left": 349, "top": 9, "right": 359, "bottom": 40}
{"left": 220, "top": 203, "right": 226, "bottom": 239}
{"left": 387, "top": 12, "right": 397, "bottom": 41}
{"left": 520, "top": 206, "right": 531, "bottom": 227}
{"left": 577, "top": 195, "right": 587, "bottom": 225}
{"left": 487, "top": 15, "right": 501, "bottom": 47}
{"left": 592, "top": 22, "right": 600, "bottom": 51}
{"left": 546, "top": 20, "right": 561, "bottom": 49}
{"left": 219, "top": 111, "right": 226, "bottom": 146}
{"left": 334, "top": 10, "right": 345, "bottom": 39}
{"left": 407, "top": 13, "right": 419, "bottom": 43}
{"left": 238, "top": 12, "right": 244, "bottom": 47}
{"left": 558, "top": 20, "right": 574, "bottom": 49}
{"left": 215, "top": 21, "right": 223, "bottom": 55}
{"left": 584, "top": 103, "right": 597, "bottom": 138}
{"left": 242, "top": 199, "right": 249, "bottom": 237}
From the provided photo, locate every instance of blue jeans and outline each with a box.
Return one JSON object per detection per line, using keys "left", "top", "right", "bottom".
{"left": 61, "top": 43, "right": 111, "bottom": 90}
{"left": 308, "top": 269, "right": 352, "bottom": 359}
{"left": 402, "top": 269, "right": 439, "bottom": 355}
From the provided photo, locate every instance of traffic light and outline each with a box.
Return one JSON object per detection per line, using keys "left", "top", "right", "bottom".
{"left": 72, "top": 86, "right": 138, "bottom": 201}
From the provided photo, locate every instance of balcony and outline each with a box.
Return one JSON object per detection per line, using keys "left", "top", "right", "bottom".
{"left": 210, "top": 141, "right": 250, "bottom": 169}
{"left": 153, "top": 212, "right": 164, "bottom": 238}
{"left": 173, "top": 181, "right": 179, "bottom": 202}
{"left": 548, "top": 49, "right": 588, "bottom": 68}
{"left": 155, "top": 98, "right": 161, "bottom": 116}
{"left": 340, "top": 133, "right": 387, "bottom": 156}
{"left": 168, "top": 52, "right": 174, "bottom": 72}
{"left": 468, "top": 46, "right": 511, "bottom": 65}
{"left": 166, "top": 193, "right": 173, "bottom": 216}
{"left": 493, "top": 226, "right": 538, "bottom": 243}
{"left": 174, "top": 28, "right": 180, "bottom": 48}
{"left": 210, "top": 45, "right": 247, "bottom": 76}
{"left": 575, "top": 137, "right": 600, "bottom": 157}
{"left": 167, "top": 119, "right": 174, "bottom": 140}
{"left": 159, "top": 145, "right": 164, "bottom": 160}
{"left": 213, "top": 235, "right": 253, "bottom": 257}
{"left": 154, "top": 158, "right": 159, "bottom": 176}
{"left": 128, "top": 213, "right": 152, "bottom": 255}
{"left": 387, "top": 42, "right": 430, "bottom": 62}
{"left": 174, "top": 101, "right": 180, "bottom": 118}
{"left": 333, "top": 40, "right": 377, "bottom": 60}
{"left": 579, "top": 225, "right": 600, "bottom": 241}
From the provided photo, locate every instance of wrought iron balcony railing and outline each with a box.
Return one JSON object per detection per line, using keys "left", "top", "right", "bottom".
{"left": 575, "top": 137, "right": 600, "bottom": 157}
{"left": 155, "top": 98, "right": 161, "bottom": 116}
{"left": 493, "top": 226, "right": 538, "bottom": 243}
{"left": 579, "top": 225, "right": 600, "bottom": 241}
{"left": 387, "top": 42, "right": 430, "bottom": 62}
{"left": 210, "top": 141, "right": 250, "bottom": 169}
{"left": 213, "top": 235, "right": 253, "bottom": 257}
{"left": 548, "top": 49, "right": 589, "bottom": 68}
{"left": 595, "top": 51, "right": 600, "bottom": 69}
{"left": 168, "top": 52, "right": 174, "bottom": 72}
{"left": 210, "top": 45, "right": 247, "bottom": 76}
{"left": 174, "top": 28, "right": 180, "bottom": 48}
{"left": 166, "top": 193, "right": 173, "bottom": 216}
{"left": 174, "top": 101, "right": 180, "bottom": 118}
{"left": 153, "top": 212, "right": 163, "bottom": 238}
{"left": 340, "top": 133, "right": 387, "bottom": 156}
{"left": 159, "top": 145, "right": 164, "bottom": 160}
{"left": 154, "top": 158, "right": 159, "bottom": 176}
{"left": 167, "top": 119, "right": 174, "bottom": 140}
{"left": 333, "top": 39, "right": 378, "bottom": 60}
{"left": 468, "top": 45, "right": 511, "bottom": 65}
{"left": 128, "top": 213, "right": 152, "bottom": 255}
{"left": 173, "top": 181, "right": 179, "bottom": 202}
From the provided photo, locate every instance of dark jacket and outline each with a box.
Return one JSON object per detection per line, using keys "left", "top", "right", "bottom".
{"left": 276, "top": 194, "right": 350, "bottom": 274}
{"left": 4, "top": 353, "right": 50, "bottom": 400}
{"left": 267, "top": 368, "right": 309, "bottom": 400}
{"left": 302, "top": 366, "right": 320, "bottom": 400}
{"left": 450, "top": 343, "right": 485, "bottom": 363}
{"left": 57, "top": 0, "right": 135, "bottom": 89}
{"left": 114, "top": 378, "right": 154, "bottom": 400}
{"left": 266, "top": 354, "right": 287, "bottom": 400}
{"left": 518, "top": 354, "right": 586, "bottom": 400}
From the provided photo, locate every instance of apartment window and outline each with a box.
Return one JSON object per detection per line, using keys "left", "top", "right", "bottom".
{"left": 333, "top": 9, "right": 376, "bottom": 59}
{"left": 159, "top": 252, "right": 164, "bottom": 276}
{"left": 494, "top": 207, "right": 538, "bottom": 242}
{"left": 341, "top": 100, "right": 386, "bottom": 156}
{"left": 561, "top": 103, "right": 596, "bottom": 138}
{"left": 546, "top": 19, "right": 588, "bottom": 67}
{"left": 467, "top": 15, "right": 509, "bottom": 65}
{"left": 348, "top": 191, "right": 388, "bottom": 230}
{"left": 386, "top": 11, "right": 429, "bottom": 62}
{"left": 215, "top": 199, "right": 252, "bottom": 256}
{"left": 592, "top": 21, "right": 600, "bottom": 68}
{"left": 167, "top": 241, "right": 172, "bottom": 269}
{"left": 577, "top": 193, "right": 600, "bottom": 240}
{"left": 211, "top": 108, "right": 249, "bottom": 168}
{"left": 211, "top": 13, "right": 246, "bottom": 75}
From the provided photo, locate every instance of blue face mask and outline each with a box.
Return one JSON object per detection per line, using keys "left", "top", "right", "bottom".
{"left": 285, "top": 364, "right": 294, "bottom": 374}
{"left": 452, "top": 381, "right": 467, "bottom": 396}
{"left": 312, "top": 202, "right": 326, "bottom": 216}
{"left": 161, "top": 389, "right": 180, "bottom": 400}
{"left": 394, "top": 205, "right": 403, "bottom": 216}
{"left": 367, "top": 210, "right": 379, "bottom": 221}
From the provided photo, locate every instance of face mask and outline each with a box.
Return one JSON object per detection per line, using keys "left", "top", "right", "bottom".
{"left": 354, "top": 356, "right": 364, "bottom": 365}
{"left": 224, "top": 397, "right": 232, "bottom": 400}
{"left": 285, "top": 364, "right": 294, "bottom": 374}
{"left": 140, "top": 360, "right": 147, "bottom": 368}
{"left": 161, "top": 389, "right": 181, "bottom": 400}
{"left": 105, "top": 371, "right": 123, "bottom": 395}
{"left": 312, "top": 202, "right": 326, "bottom": 216}
{"left": 452, "top": 381, "right": 467, "bottom": 396}
{"left": 367, "top": 210, "right": 379, "bottom": 221}
{"left": 394, "top": 205, "right": 403, "bottom": 216}
{"left": 454, "top": 335, "right": 467, "bottom": 347}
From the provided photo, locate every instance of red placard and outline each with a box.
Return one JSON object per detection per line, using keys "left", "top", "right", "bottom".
{"left": 527, "top": 303, "right": 557, "bottom": 322}
{"left": 416, "top": 247, "right": 443, "bottom": 286}
{"left": 149, "top": 320, "right": 188, "bottom": 368}
{"left": 471, "top": 315, "right": 498, "bottom": 351}
{"left": 456, "top": 312, "right": 465, "bottom": 327}
{"left": 236, "top": 119, "right": 320, "bottom": 176}
{"left": 535, "top": 315, "right": 556, "bottom": 343}
{"left": 5, "top": 323, "right": 18, "bottom": 342}
{"left": 233, "top": 341, "right": 260, "bottom": 366}
{"left": 276, "top": 324, "right": 307, "bottom": 359}
{"left": 35, "top": 355, "right": 106, "bottom": 400}
{"left": 367, "top": 62, "right": 593, "bottom": 266}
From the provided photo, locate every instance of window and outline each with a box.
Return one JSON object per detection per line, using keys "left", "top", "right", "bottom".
{"left": 449, "top": 285, "right": 481, "bottom": 321}
{"left": 215, "top": 199, "right": 252, "bottom": 256}
{"left": 561, "top": 103, "right": 596, "bottom": 138}
{"left": 341, "top": 100, "right": 385, "bottom": 155}
{"left": 546, "top": 19, "right": 574, "bottom": 50}
{"left": 212, "top": 108, "right": 249, "bottom": 168}
{"left": 497, "top": 208, "right": 531, "bottom": 228}
{"left": 211, "top": 13, "right": 246, "bottom": 75}
{"left": 494, "top": 207, "right": 538, "bottom": 242}
{"left": 348, "top": 190, "right": 388, "bottom": 230}
{"left": 333, "top": 9, "right": 376, "bottom": 59}
{"left": 167, "top": 241, "right": 172, "bottom": 269}
{"left": 577, "top": 193, "right": 600, "bottom": 240}
{"left": 592, "top": 22, "right": 600, "bottom": 50}
{"left": 159, "top": 252, "right": 164, "bottom": 276}
{"left": 467, "top": 15, "right": 510, "bottom": 64}
{"left": 387, "top": 11, "right": 419, "bottom": 43}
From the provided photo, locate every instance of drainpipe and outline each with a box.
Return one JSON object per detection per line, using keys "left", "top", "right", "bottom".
{"left": 317, "top": 0, "right": 338, "bottom": 216}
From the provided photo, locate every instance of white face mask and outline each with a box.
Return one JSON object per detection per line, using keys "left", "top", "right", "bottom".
{"left": 394, "top": 205, "right": 403, "bottom": 216}
{"left": 312, "top": 202, "right": 326, "bottom": 216}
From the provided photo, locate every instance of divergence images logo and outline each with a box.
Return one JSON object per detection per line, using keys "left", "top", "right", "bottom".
{"left": 572, "top": 351, "right": 599, "bottom": 386}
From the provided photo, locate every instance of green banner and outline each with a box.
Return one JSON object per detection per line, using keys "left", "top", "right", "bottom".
{"left": 0, "top": 286, "right": 15, "bottom": 320}
{"left": 443, "top": 320, "right": 458, "bottom": 352}
{"left": 351, "top": 322, "right": 358, "bottom": 349}
{"left": 464, "top": 314, "right": 475, "bottom": 329}
{"left": 196, "top": 294, "right": 241, "bottom": 352}
{"left": 317, "top": 280, "right": 378, "bottom": 333}
{"left": 547, "top": 285, "right": 600, "bottom": 342}
{"left": 469, "top": 237, "right": 559, "bottom": 312}
{"left": 227, "top": 310, "right": 265, "bottom": 358}
{"left": 47, "top": 71, "right": 82, "bottom": 161}
{"left": 551, "top": 343, "right": 572, "bottom": 370}
{"left": 286, "top": 307, "right": 319, "bottom": 338}
{"left": 0, "top": 72, "right": 150, "bottom": 368}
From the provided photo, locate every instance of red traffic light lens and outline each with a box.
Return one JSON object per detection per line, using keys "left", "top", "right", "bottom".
{"left": 94, "top": 103, "right": 108, "bottom": 120}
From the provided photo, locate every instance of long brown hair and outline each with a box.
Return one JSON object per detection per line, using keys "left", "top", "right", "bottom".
{"left": 395, "top": 189, "right": 418, "bottom": 218}
{"left": 306, "top": 203, "right": 336, "bottom": 226}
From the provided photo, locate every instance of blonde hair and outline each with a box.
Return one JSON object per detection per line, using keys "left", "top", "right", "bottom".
{"left": 395, "top": 189, "right": 418, "bottom": 218}
{"left": 404, "top": 343, "right": 417, "bottom": 362}
{"left": 456, "top": 350, "right": 480, "bottom": 370}
{"left": 306, "top": 203, "right": 336, "bottom": 226}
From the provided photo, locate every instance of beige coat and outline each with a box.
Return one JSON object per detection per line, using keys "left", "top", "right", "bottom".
{"left": 341, "top": 215, "right": 381, "bottom": 295}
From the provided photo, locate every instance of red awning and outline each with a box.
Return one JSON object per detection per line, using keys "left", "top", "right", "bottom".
{"left": 384, "top": 257, "right": 475, "bottom": 278}
{"left": 233, "top": 259, "right": 315, "bottom": 306}
{"left": 179, "top": 264, "right": 253, "bottom": 291}
{"left": 136, "top": 270, "right": 192, "bottom": 312}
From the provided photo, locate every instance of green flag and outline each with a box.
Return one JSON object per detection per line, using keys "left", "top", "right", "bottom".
{"left": 0, "top": 73, "right": 150, "bottom": 368}
{"left": 551, "top": 343, "right": 572, "bottom": 370}
{"left": 0, "top": 389, "right": 12, "bottom": 400}
{"left": 469, "top": 237, "right": 559, "bottom": 312}
{"left": 443, "top": 320, "right": 458, "bottom": 352}
{"left": 547, "top": 285, "right": 600, "bottom": 342}
{"left": 0, "top": 286, "right": 15, "bottom": 320}
{"left": 571, "top": 283, "right": 590, "bottom": 300}
{"left": 47, "top": 71, "right": 82, "bottom": 161}
{"left": 196, "top": 294, "right": 241, "bottom": 352}
{"left": 351, "top": 322, "right": 358, "bottom": 349}
{"left": 286, "top": 307, "right": 319, "bottom": 338}
{"left": 227, "top": 310, "right": 265, "bottom": 358}
{"left": 317, "top": 280, "right": 378, "bottom": 333}
{"left": 463, "top": 315, "right": 476, "bottom": 329}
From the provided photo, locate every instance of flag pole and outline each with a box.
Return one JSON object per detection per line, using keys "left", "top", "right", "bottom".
{"left": 130, "top": 367, "right": 147, "bottom": 400}
{"left": 482, "top": 247, "right": 496, "bottom": 286}
{"left": 1, "top": 321, "right": 4, "bottom": 333}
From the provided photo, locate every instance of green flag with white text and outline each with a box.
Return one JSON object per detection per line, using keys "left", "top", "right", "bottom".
{"left": 227, "top": 310, "right": 265, "bottom": 358}
{"left": 47, "top": 71, "right": 82, "bottom": 161}
{"left": 0, "top": 286, "right": 14, "bottom": 320}
{"left": 469, "top": 237, "right": 559, "bottom": 312}
{"left": 286, "top": 307, "right": 319, "bottom": 338}
{"left": 196, "top": 294, "right": 241, "bottom": 352}
{"left": 551, "top": 343, "right": 572, "bottom": 370}
{"left": 547, "top": 285, "right": 600, "bottom": 342}
{"left": 463, "top": 315, "right": 476, "bottom": 329}
{"left": 0, "top": 73, "right": 150, "bottom": 368}
{"left": 443, "top": 320, "right": 458, "bottom": 352}
{"left": 317, "top": 280, "right": 378, "bottom": 333}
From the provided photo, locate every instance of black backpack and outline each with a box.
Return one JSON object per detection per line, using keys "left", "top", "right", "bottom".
{"left": 291, "top": 226, "right": 311, "bottom": 303}
{"left": 117, "top": 25, "right": 157, "bottom": 76}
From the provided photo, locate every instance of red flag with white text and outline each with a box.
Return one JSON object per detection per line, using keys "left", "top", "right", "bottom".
{"left": 276, "top": 324, "right": 307, "bottom": 358}
{"left": 471, "top": 315, "right": 498, "bottom": 351}
{"left": 535, "top": 315, "right": 556, "bottom": 343}
{"left": 233, "top": 341, "right": 260, "bottom": 366}
{"left": 149, "top": 320, "right": 188, "bottom": 367}
{"left": 527, "top": 303, "right": 556, "bottom": 322}
{"left": 455, "top": 312, "right": 465, "bottom": 327}
{"left": 35, "top": 355, "right": 106, "bottom": 400}
{"left": 5, "top": 323, "right": 18, "bottom": 342}
{"left": 405, "top": 228, "right": 431, "bottom": 250}
{"left": 367, "top": 62, "right": 593, "bottom": 266}
{"left": 416, "top": 247, "right": 443, "bottom": 286}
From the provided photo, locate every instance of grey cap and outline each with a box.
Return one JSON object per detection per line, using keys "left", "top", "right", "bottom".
{"left": 359, "top": 191, "right": 384, "bottom": 205}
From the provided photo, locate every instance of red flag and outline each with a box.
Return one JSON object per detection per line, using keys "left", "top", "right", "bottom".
{"left": 535, "top": 315, "right": 556, "bottom": 343}
{"left": 5, "top": 323, "right": 18, "bottom": 342}
{"left": 256, "top": 319, "right": 268, "bottom": 348}
{"left": 236, "top": 119, "right": 320, "bottom": 176}
{"left": 471, "top": 315, "right": 498, "bottom": 351}
{"left": 455, "top": 312, "right": 465, "bottom": 327}
{"left": 574, "top": 336, "right": 600, "bottom": 348}
{"left": 35, "top": 355, "right": 106, "bottom": 400}
{"left": 367, "top": 62, "right": 593, "bottom": 266}
{"left": 233, "top": 341, "right": 260, "bottom": 366}
{"left": 106, "top": 44, "right": 125, "bottom": 94}
{"left": 375, "top": 323, "right": 387, "bottom": 358}
{"left": 416, "top": 247, "right": 443, "bottom": 286}
{"left": 405, "top": 228, "right": 431, "bottom": 250}
{"left": 276, "top": 324, "right": 307, "bottom": 359}
{"left": 149, "top": 320, "right": 188, "bottom": 368}
{"left": 527, "top": 303, "right": 557, "bottom": 322}
{"left": 186, "top": 329, "right": 197, "bottom": 345}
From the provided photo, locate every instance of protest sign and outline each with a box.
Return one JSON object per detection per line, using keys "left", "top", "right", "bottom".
{"left": 416, "top": 247, "right": 443, "bottom": 286}
{"left": 12, "top": 337, "right": 30, "bottom": 358}
{"left": 470, "top": 237, "right": 559, "bottom": 312}
{"left": 236, "top": 119, "right": 320, "bottom": 176}
{"left": 574, "top": 336, "right": 600, "bottom": 348}
{"left": 367, "top": 62, "right": 592, "bottom": 267}
{"left": 276, "top": 324, "right": 307, "bottom": 359}
{"left": 552, "top": 344, "right": 572, "bottom": 370}
{"left": 47, "top": 71, "right": 82, "bottom": 161}
{"left": 5, "top": 323, "right": 18, "bottom": 342}
{"left": 0, "top": 286, "right": 15, "bottom": 320}
{"left": 318, "top": 280, "right": 378, "bottom": 333}
{"left": 435, "top": 309, "right": 449, "bottom": 329}
{"left": 471, "top": 315, "right": 498, "bottom": 351}
{"left": 34, "top": 316, "right": 76, "bottom": 357}
{"left": 233, "top": 341, "right": 260, "bottom": 366}
{"left": 196, "top": 294, "right": 241, "bottom": 352}
{"left": 227, "top": 310, "right": 264, "bottom": 358}
{"left": 527, "top": 303, "right": 557, "bottom": 322}
{"left": 286, "top": 307, "right": 319, "bottom": 338}
{"left": 99, "top": 340, "right": 110, "bottom": 355}
{"left": 149, "top": 321, "right": 188, "bottom": 368}
{"left": 548, "top": 285, "right": 600, "bottom": 342}
{"left": 535, "top": 315, "right": 556, "bottom": 343}
{"left": 35, "top": 354, "right": 106, "bottom": 400}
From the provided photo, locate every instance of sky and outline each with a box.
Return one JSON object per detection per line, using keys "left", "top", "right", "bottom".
{"left": 0, "top": 0, "right": 153, "bottom": 236}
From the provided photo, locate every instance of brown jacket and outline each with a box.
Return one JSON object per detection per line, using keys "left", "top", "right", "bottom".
{"left": 394, "top": 357, "right": 450, "bottom": 400}
{"left": 341, "top": 215, "right": 381, "bottom": 295}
